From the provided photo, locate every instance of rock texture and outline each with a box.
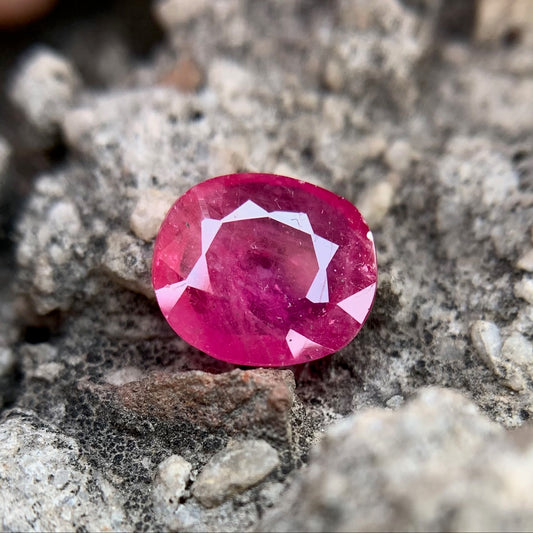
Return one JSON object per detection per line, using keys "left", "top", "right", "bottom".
{"left": 0, "top": 414, "right": 134, "bottom": 531}
{"left": 260, "top": 388, "right": 533, "bottom": 532}
{"left": 1, "top": 0, "right": 533, "bottom": 531}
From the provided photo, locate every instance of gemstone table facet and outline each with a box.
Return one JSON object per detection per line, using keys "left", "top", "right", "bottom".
{"left": 152, "top": 173, "right": 377, "bottom": 366}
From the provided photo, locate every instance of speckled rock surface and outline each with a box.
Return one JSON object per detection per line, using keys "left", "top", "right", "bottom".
{"left": 1, "top": 0, "right": 533, "bottom": 531}
{"left": 259, "top": 387, "right": 533, "bottom": 532}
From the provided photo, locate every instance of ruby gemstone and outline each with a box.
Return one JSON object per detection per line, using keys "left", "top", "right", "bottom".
{"left": 152, "top": 173, "right": 377, "bottom": 366}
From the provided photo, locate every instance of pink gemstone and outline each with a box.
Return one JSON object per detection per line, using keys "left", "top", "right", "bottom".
{"left": 152, "top": 173, "right": 377, "bottom": 366}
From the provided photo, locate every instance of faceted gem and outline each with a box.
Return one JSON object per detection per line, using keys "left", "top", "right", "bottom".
{"left": 152, "top": 173, "right": 377, "bottom": 366}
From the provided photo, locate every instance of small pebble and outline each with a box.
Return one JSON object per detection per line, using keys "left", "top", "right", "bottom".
{"left": 385, "top": 139, "right": 412, "bottom": 173}
{"left": 385, "top": 395, "right": 405, "bottom": 409}
{"left": 192, "top": 439, "right": 280, "bottom": 508}
{"left": 517, "top": 249, "right": 533, "bottom": 272}
{"left": 502, "top": 333, "right": 533, "bottom": 366}
{"left": 159, "top": 55, "right": 203, "bottom": 92}
{"left": 154, "top": 0, "right": 209, "bottom": 28}
{"left": 514, "top": 278, "right": 533, "bottom": 305}
{"left": 470, "top": 320, "right": 502, "bottom": 371}
{"left": 130, "top": 189, "right": 175, "bottom": 242}
{"left": 8, "top": 47, "right": 80, "bottom": 137}
{"left": 358, "top": 180, "right": 394, "bottom": 227}
{"left": 153, "top": 455, "right": 192, "bottom": 506}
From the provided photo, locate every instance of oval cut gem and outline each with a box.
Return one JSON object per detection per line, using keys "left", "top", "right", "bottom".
{"left": 152, "top": 173, "right": 377, "bottom": 366}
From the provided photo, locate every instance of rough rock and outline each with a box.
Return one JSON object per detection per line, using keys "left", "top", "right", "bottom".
{"left": 101, "top": 231, "right": 154, "bottom": 299}
{"left": 260, "top": 388, "right": 533, "bottom": 532}
{"left": 8, "top": 46, "right": 80, "bottom": 138}
{"left": 0, "top": 414, "right": 134, "bottom": 532}
{"left": 192, "top": 439, "right": 280, "bottom": 508}
{"left": 111, "top": 368, "right": 295, "bottom": 444}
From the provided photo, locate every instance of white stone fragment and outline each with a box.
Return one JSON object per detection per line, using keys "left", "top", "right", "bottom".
{"left": 153, "top": 455, "right": 192, "bottom": 508}
{"left": 105, "top": 367, "right": 144, "bottom": 386}
{"left": 130, "top": 189, "right": 176, "bottom": 242}
{"left": 385, "top": 139, "right": 412, "bottom": 173}
{"left": 502, "top": 333, "right": 533, "bottom": 366}
{"left": 470, "top": 320, "right": 502, "bottom": 371}
{"left": 357, "top": 181, "right": 394, "bottom": 227}
{"left": 0, "top": 418, "right": 131, "bottom": 532}
{"left": 8, "top": 47, "right": 80, "bottom": 136}
{"left": 154, "top": 0, "right": 209, "bottom": 28}
{"left": 514, "top": 277, "right": 533, "bottom": 305}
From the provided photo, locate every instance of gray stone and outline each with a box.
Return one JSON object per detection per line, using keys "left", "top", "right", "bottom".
{"left": 8, "top": 47, "right": 80, "bottom": 137}
{"left": 260, "top": 388, "right": 533, "bottom": 532}
{"left": 0, "top": 416, "right": 134, "bottom": 532}
{"left": 501, "top": 333, "right": 533, "bottom": 367}
{"left": 192, "top": 440, "right": 280, "bottom": 508}
{"left": 101, "top": 231, "right": 153, "bottom": 299}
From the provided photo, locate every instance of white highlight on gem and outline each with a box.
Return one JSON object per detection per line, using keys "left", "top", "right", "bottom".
{"left": 286, "top": 329, "right": 323, "bottom": 358}
{"left": 337, "top": 282, "right": 377, "bottom": 323}
{"left": 187, "top": 255, "right": 212, "bottom": 292}
{"left": 155, "top": 282, "right": 188, "bottom": 317}
{"left": 221, "top": 199, "right": 268, "bottom": 222}
{"left": 157, "top": 200, "right": 339, "bottom": 310}
{"left": 306, "top": 234, "right": 338, "bottom": 303}
{"left": 201, "top": 218, "right": 222, "bottom": 253}
{"left": 270, "top": 211, "right": 313, "bottom": 234}
{"left": 367, "top": 231, "right": 374, "bottom": 242}
{"left": 306, "top": 274, "right": 329, "bottom": 304}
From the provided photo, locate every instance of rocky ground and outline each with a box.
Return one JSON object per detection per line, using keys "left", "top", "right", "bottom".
{"left": 1, "top": 0, "right": 533, "bottom": 531}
